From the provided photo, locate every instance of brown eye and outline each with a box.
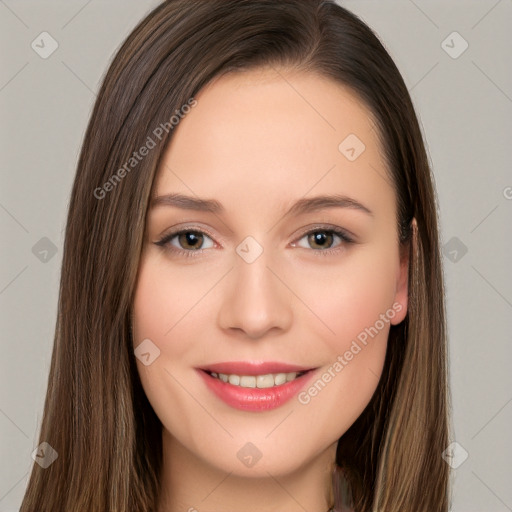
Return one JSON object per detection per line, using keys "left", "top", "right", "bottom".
{"left": 307, "top": 231, "right": 335, "bottom": 250}
{"left": 155, "top": 229, "right": 215, "bottom": 253}
{"left": 177, "top": 231, "right": 205, "bottom": 250}
{"left": 292, "top": 227, "right": 353, "bottom": 253}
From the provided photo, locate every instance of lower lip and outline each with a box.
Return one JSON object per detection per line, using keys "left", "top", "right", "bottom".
{"left": 197, "top": 369, "right": 316, "bottom": 412}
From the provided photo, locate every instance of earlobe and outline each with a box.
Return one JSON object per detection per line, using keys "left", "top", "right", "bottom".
{"left": 390, "top": 217, "right": 415, "bottom": 325}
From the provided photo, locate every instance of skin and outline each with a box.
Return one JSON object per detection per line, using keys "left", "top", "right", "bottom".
{"left": 132, "top": 66, "right": 409, "bottom": 512}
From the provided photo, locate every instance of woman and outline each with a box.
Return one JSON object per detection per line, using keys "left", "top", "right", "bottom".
{"left": 20, "top": 1, "right": 450, "bottom": 510}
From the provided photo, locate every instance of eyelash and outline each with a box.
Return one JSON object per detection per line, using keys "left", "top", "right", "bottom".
{"left": 154, "top": 225, "right": 355, "bottom": 259}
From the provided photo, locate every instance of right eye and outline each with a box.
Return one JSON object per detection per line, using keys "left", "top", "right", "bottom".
{"left": 155, "top": 229, "right": 215, "bottom": 255}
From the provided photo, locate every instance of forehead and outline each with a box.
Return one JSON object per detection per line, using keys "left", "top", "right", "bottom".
{"left": 154, "top": 67, "right": 394, "bottom": 222}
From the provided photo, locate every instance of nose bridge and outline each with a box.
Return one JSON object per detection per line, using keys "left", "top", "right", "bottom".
{"left": 216, "top": 238, "right": 293, "bottom": 338}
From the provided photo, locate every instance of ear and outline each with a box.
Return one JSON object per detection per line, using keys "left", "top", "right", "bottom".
{"left": 390, "top": 217, "right": 415, "bottom": 325}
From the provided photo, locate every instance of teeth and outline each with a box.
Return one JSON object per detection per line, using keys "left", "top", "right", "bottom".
{"left": 228, "top": 374, "right": 240, "bottom": 386}
{"left": 256, "top": 374, "right": 274, "bottom": 388}
{"left": 274, "top": 373, "right": 287, "bottom": 386}
{"left": 240, "top": 376, "right": 256, "bottom": 388}
{"left": 210, "top": 371, "right": 302, "bottom": 388}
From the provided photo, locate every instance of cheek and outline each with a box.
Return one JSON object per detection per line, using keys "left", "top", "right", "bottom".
{"left": 288, "top": 242, "right": 399, "bottom": 352}
{"left": 131, "top": 253, "right": 230, "bottom": 433}
{"left": 287, "top": 245, "right": 398, "bottom": 430}
{"left": 132, "top": 253, "right": 217, "bottom": 359}
{"left": 131, "top": 254, "right": 215, "bottom": 437}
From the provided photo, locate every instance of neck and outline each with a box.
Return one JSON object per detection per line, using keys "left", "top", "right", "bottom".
{"left": 157, "top": 428, "right": 337, "bottom": 512}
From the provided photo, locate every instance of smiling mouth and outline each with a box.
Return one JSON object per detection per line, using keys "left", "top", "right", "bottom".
{"left": 197, "top": 365, "right": 318, "bottom": 411}
{"left": 202, "top": 369, "right": 311, "bottom": 389}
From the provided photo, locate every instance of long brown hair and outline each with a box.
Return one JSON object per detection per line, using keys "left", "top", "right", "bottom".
{"left": 20, "top": 1, "right": 450, "bottom": 510}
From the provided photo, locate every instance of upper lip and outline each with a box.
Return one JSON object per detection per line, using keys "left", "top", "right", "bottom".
{"left": 198, "top": 361, "right": 316, "bottom": 376}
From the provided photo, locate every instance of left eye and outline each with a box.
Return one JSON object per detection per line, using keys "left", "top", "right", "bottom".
{"left": 294, "top": 229, "right": 349, "bottom": 250}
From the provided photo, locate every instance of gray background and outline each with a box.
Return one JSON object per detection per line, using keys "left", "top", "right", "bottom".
{"left": 1, "top": 1, "right": 511, "bottom": 510}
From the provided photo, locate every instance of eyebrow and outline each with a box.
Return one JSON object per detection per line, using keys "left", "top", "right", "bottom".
{"left": 150, "top": 192, "right": 373, "bottom": 217}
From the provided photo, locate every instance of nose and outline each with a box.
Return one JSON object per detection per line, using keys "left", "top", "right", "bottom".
{"left": 216, "top": 248, "right": 293, "bottom": 340}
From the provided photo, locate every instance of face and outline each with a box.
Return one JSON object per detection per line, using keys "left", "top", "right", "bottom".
{"left": 132, "top": 67, "right": 408, "bottom": 478}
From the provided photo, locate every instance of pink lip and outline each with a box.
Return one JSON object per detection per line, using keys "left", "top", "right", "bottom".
{"left": 198, "top": 361, "right": 314, "bottom": 375}
{"left": 196, "top": 365, "right": 317, "bottom": 412}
